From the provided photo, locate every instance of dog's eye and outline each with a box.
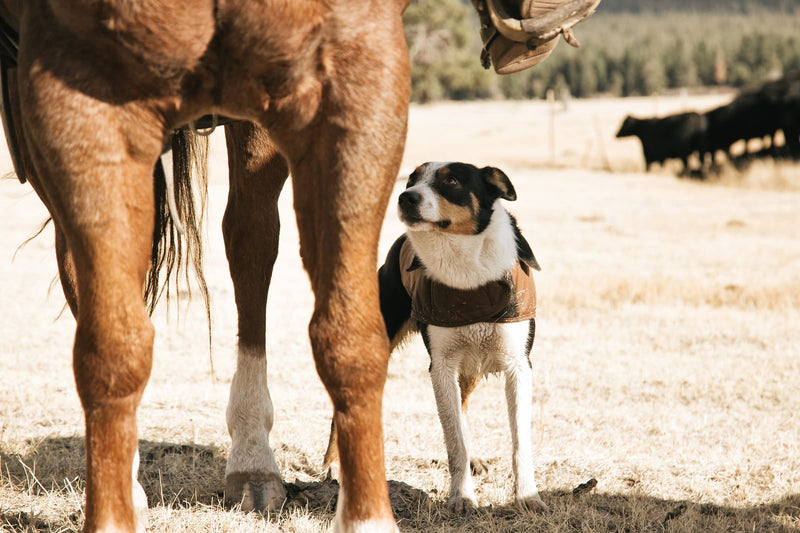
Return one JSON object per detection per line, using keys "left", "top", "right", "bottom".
{"left": 444, "top": 176, "right": 459, "bottom": 186}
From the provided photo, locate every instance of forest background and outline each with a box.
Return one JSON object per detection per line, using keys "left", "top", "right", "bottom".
{"left": 406, "top": 0, "right": 800, "bottom": 102}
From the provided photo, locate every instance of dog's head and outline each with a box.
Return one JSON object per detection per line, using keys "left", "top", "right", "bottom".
{"left": 398, "top": 162, "right": 516, "bottom": 235}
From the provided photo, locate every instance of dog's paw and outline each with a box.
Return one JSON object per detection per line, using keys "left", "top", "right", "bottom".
{"left": 447, "top": 494, "right": 478, "bottom": 515}
{"left": 516, "top": 493, "right": 549, "bottom": 514}
{"left": 469, "top": 457, "right": 490, "bottom": 476}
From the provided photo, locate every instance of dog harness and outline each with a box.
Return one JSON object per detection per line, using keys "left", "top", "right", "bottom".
{"left": 399, "top": 239, "right": 536, "bottom": 328}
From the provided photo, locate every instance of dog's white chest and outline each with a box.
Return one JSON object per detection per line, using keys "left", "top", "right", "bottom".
{"left": 427, "top": 321, "right": 531, "bottom": 376}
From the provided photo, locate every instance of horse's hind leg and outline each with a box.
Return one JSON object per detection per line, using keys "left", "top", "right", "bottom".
{"left": 54, "top": 220, "right": 150, "bottom": 528}
{"left": 18, "top": 66, "right": 164, "bottom": 533}
{"left": 222, "top": 122, "right": 289, "bottom": 511}
{"left": 5, "top": 61, "right": 149, "bottom": 529}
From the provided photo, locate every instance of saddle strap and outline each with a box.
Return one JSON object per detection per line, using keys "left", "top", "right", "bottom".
{"left": 0, "top": 15, "right": 17, "bottom": 65}
{"left": 0, "top": 10, "right": 24, "bottom": 182}
{"left": 1, "top": 56, "right": 25, "bottom": 183}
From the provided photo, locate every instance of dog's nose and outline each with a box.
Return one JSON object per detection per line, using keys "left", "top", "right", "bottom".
{"left": 399, "top": 190, "right": 422, "bottom": 209}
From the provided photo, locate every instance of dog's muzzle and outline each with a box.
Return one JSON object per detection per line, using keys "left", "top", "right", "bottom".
{"left": 398, "top": 190, "right": 424, "bottom": 224}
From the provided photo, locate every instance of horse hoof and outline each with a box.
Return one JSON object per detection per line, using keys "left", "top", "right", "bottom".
{"left": 469, "top": 457, "right": 489, "bottom": 476}
{"left": 446, "top": 494, "right": 478, "bottom": 515}
{"left": 517, "top": 494, "right": 549, "bottom": 514}
{"left": 226, "top": 471, "right": 286, "bottom": 512}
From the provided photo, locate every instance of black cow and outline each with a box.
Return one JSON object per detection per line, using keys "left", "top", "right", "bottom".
{"left": 771, "top": 76, "right": 800, "bottom": 159}
{"left": 702, "top": 76, "right": 800, "bottom": 165}
{"left": 616, "top": 112, "right": 707, "bottom": 175}
{"left": 702, "top": 90, "right": 781, "bottom": 165}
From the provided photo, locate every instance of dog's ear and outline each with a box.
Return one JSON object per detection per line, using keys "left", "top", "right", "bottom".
{"left": 481, "top": 166, "right": 516, "bottom": 201}
{"left": 517, "top": 241, "right": 541, "bottom": 273}
{"left": 511, "top": 216, "right": 541, "bottom": 273}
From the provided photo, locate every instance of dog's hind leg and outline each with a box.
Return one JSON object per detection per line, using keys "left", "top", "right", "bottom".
{"left": 458, "top": 374, "right": 489, "bottom": 476}
{"left": 503, "top": 320, "right": 548, "bottom": 513}
{"left": 321, "top": 418, "right": 340, "bottom": 480}
{"left": 222, "top": 122, "right": 289, "bottom": 511}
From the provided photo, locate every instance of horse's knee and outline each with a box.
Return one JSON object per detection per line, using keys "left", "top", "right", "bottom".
{"left": 222, "top": 129, "right": 288, "bottom": 346}
{"left": 222, "top": 204, "right": 280, "bottom": 275}
{"left": 222, "top": 122, "right": 287, "bottom": 265}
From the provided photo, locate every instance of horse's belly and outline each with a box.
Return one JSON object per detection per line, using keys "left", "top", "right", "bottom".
{"left": 45, "top": 0, "right": 216, "bottom": 74}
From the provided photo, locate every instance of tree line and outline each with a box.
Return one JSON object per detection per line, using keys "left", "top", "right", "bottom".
{"left": 598, "top": 0, "right": 800, "bottom": 13}
{"left": 404, "top": 0, "right": 800, "bottom": 101}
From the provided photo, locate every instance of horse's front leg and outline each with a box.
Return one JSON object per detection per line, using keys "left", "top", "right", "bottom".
{"left": 285, "top": 67, "right": 409, "bottom": 533}
{"left": 222, "top": 121, "right": 290, "bottom": 511}
{"left": 292, "top": 149, "right": 398, "bottom": 532}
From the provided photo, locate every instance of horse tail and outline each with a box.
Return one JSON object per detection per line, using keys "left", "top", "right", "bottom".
{"left": 146, "top": 128, "right": 211, "bottom": 326}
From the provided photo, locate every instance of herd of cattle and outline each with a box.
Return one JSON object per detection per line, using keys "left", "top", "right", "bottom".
{"left": 616, "top": 76, "right": 800, "bottom": 178}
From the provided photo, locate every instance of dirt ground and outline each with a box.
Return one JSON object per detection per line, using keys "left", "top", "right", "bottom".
{"left": 1, "top": 95, "right": 800, "bottom": 532}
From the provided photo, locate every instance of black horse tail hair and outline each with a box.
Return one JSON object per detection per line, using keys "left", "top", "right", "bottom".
{"left": 146, "top": 128, "right": 211, "bottom": 341}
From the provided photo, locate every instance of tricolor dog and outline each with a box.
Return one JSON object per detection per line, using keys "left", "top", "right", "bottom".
{"left": 384, "top": 162, "right": 546, "bottom": 513}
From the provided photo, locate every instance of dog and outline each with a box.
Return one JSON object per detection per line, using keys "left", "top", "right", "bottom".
{"left": 325, "top": 161, "right": 547, "bottom": 514}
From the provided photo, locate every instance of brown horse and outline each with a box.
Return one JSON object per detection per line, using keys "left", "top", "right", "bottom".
{"left": 0, "top": 1, "right": 598, "bottom": 532}
{"left": 3, "top": 1, "right": 409, "bottom": 531}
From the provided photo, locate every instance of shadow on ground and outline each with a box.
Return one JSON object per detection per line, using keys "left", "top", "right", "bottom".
{"left": 2, "top": 436, "right": 799, "bottom": 532}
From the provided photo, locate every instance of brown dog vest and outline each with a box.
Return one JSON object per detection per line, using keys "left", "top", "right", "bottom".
{"left": 399, "top": 239, "right": 536, "bottom": 328}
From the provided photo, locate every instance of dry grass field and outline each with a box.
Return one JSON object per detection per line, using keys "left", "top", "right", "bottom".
{"left": 1, "top": 94, "right": 799, "bottom": 532}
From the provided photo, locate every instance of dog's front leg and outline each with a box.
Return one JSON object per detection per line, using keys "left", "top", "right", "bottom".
{"left": 430, "top": 350, "right": 477, "bottom": 513}
{"left": 504, "top": 355, "right": 548, "bottom": 513}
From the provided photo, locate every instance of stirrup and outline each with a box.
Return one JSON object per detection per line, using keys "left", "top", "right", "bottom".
{"left": 473, "top": 0, "right": 602, "bottom": 74}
